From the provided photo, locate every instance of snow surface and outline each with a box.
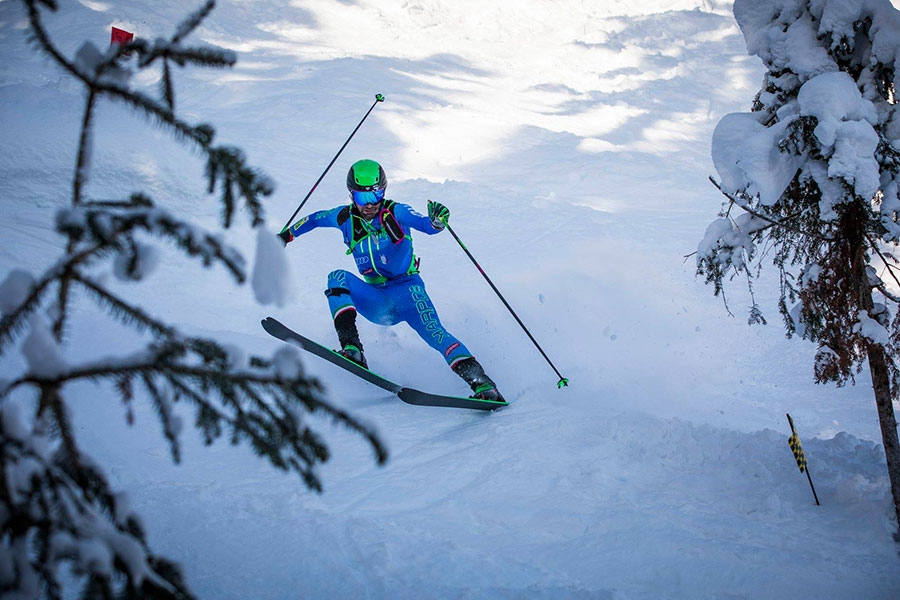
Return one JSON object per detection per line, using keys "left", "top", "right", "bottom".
{"left": 2, "top": 0, "right": 900, "bottom": 598}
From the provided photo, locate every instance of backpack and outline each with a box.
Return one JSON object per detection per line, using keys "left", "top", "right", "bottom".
{"left": 337, "top": 199, "right": 406, "bottom": 247}
{"left": 337, "top": 200, "right": 420, "bottom": 278}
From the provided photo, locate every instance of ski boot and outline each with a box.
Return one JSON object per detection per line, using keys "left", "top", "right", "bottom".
{"left": 338, "top": 344, "right": 367, "bottom": 369}
{"left": 334, "top": 309, "right": 367, "bottom": 369}
{"left": 452, "top": 357, "right": 506, "bottom": 402}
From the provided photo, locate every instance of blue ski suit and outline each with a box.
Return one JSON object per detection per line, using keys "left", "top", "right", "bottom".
{"left": 285, "top": 201, "right": 472, "bottom": 367}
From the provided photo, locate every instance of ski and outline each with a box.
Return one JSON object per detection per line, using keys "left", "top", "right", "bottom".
{"left": 261, "top": 317, "right": 507, "bottom": 411}
{"left": 262, "top": 316, "right": 400, "bottom": 393}
{"left": 397, "top": 387, "right": 507, "bottom": 410}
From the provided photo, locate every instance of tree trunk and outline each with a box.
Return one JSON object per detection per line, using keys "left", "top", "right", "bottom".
{"left": 865, "top": 342, "right": 900, "bottom": 537}
{"left": 847, "top": 200, "right": 900, "bottom": 537}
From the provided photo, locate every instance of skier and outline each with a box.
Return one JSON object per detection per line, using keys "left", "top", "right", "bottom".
{"left": 279, "top": 159, "right": 505, "bottom": 402}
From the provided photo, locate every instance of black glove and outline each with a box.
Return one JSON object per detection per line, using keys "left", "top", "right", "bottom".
{"left": 278, "top": 228, "right": 293, "bottom": 245}
{"left": 428, "top": 200, "right": 449, "bottom": 229}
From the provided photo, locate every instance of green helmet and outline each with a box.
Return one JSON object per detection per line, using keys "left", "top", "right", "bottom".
{"left": 346, "top": 159, "right": 387, "bottom": 193}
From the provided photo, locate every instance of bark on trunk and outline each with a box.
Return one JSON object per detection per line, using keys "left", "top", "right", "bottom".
{"left": 848, "top": 201, "right": 900, "bottom": 537}
{"left": 865, "top": 342, "right": 900, "bottom": 536}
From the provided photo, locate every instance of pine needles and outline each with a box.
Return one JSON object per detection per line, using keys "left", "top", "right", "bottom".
{"left": 1, "top": 2, "right": 387, "bottom": 598}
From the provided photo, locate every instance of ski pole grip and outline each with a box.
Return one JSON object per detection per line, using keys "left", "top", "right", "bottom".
{"left": 375, "top": 93, "right": 385, "bottom": 102}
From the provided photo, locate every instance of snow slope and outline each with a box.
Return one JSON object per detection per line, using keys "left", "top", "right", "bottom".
{"left": 1, "top": 0, "right": 899, "bottom": 598}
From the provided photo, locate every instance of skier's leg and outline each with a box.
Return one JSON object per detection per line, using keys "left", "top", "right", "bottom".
{"left": 325, "top": 270, "right": 375, "bottom": 367}
{"left": 396, "top": 277, "right": 505, "bottom": 401}
{"left": 397, "top": 277, "right": 472, "bottom": 366}
{"left": 325, "top": 270, "right": 395, "bottom": 368}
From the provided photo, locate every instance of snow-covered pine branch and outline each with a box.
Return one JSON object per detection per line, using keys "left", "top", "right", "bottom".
{"left": 696, "top": 0, "right": 900, "bottom": 534}
{"left": 24, "top": 0, "right": 266, "bottom": 221}
{"left": 173, "top": 0, "right": 216, "bottom": 46}
{"left": 1, "top": 399, "right": 197, "bottom": 600}
{"left": 57, "top": 199, "right": 248, "bottom": 282}
{"left": 1, "top": 338, "right": 387, "bottom": 489}
{"left": 0, "top": 270, "right": 52, "bottom": 356}
{"left": 1, "top": 2, "right": 388, "bottom": 598}
{"left": 131, "top": 1, "right": 237, "bottom": 110}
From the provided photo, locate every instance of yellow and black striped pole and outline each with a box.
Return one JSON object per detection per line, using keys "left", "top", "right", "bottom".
{"left": 787, "top": 413, "right": 820, "bottom": 505}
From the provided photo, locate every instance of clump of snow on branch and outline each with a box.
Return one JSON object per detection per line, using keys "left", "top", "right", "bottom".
{"left": 113, "top": 241, "right": 161, "bottom": 281}
{"left": 698, "top": 213, "right": 771, "bottom": 268}
{"left": 0, "top": 269, "right": 35, "bottom": 314}
{"left": 711, "top": 112, "right": 802, "bottom": 207}
{"left": 21, "top": 316, "right": 68, "bottom": 377}
{"left": 273, "top": 345, "right": 304, "bottom": 380}
{"left": 252, "top": 226, "right": 292, "bottom": 306}
{"left": 798, "top": 72, "right": 880, "bottom": 202}
{"left": 74, "top": 41, "right": 133, "bottom": 85}
{"left": 854, "top": 309, "right": 891, "bottom": 345}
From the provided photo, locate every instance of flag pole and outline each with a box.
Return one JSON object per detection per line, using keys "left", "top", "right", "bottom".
{"left": 787, "top": 413, "right": 820, "bottom": 506}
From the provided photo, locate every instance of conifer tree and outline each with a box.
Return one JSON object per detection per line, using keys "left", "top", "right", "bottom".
{"left": 697, "top": 0, "right": 900, "bottom": 533}
{"left": 0, "top": 2, "right": 387, "bottom": 597}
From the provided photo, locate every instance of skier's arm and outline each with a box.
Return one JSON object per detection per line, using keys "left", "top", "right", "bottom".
{"left": 393, "top": 202, "right": 448, "bottom": 235}
{"left": 278, "top": 207, "right": 341, "bottom": 244}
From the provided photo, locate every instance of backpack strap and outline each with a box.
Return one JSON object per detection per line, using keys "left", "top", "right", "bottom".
{"left": 339, "top": 204, "right": 370, "bottom": 252}
{"left": 381, "top": 200, "right": 406, "bottom": 244}
{"left": 382, "top": 200, "right": 419, "bottom": 275}
{"left": 341, "top": 202, "right": 419, "bottom": 276}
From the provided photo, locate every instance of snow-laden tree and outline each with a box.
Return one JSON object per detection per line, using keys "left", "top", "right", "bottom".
{"left": 698, "top": 0, "right": 900, "bottom": 533}
{"left": 0, "top": 1, "right": 387, "bottom": 598}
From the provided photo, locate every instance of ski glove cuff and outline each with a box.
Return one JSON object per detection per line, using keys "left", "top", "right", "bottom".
{"left": 278, "top": 228, "right": 294, "bottom": 245}
{"left": 428, "top": 200, "right": 450, "bottom": 229}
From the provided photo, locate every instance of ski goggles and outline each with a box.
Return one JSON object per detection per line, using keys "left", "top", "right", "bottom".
{"left": 351, "top": 188, "right": 385, "bottom": 206}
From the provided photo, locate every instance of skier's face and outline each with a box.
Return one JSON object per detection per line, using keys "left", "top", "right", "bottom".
{"left": 358, "top": 201, "right": 382, "bottom": 221}
{"left": 351, "top": 188, "right": 385, "bottom": 221}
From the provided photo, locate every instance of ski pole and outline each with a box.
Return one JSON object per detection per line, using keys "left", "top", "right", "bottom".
{"left": 282, "top": 93, "right": 385, "bottom": 231}
{"left": 445, "top": 223, "right": 569, "bottom": 389}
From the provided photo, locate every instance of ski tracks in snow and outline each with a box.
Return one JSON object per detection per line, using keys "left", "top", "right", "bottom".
{"left": 288, "top": 387, "right": 900, "bottom": 598}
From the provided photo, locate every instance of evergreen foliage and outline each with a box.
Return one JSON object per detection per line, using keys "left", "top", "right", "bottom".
{"left": 697, "top": 0, "right": 900, "bottom": 533}
{"left": 0, "top": 2, "right": 388, "bottom": 598}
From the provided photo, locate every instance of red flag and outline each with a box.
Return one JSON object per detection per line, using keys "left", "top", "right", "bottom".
{"left": 110, "top": 27, "right": 134, "bottom": 53}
